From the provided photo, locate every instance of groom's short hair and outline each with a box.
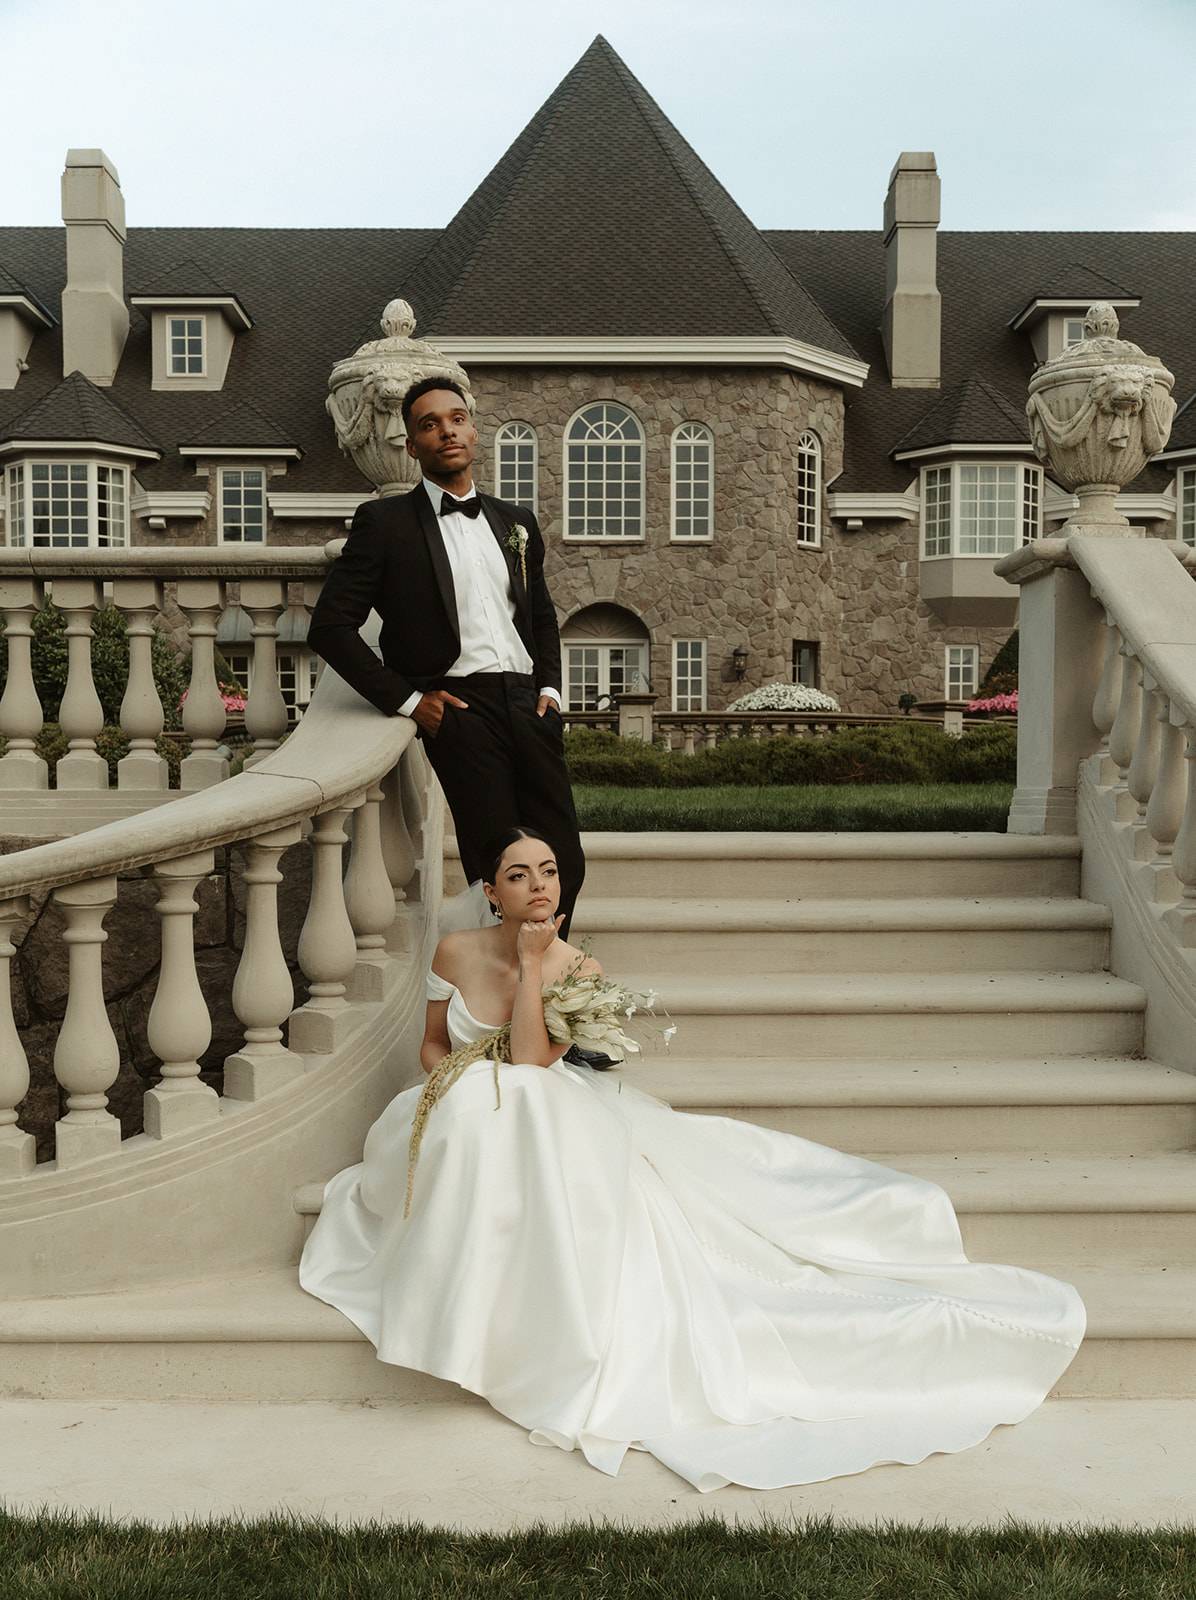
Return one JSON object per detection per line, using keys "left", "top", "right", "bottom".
{"left": 401, "top": 376, "right": 468, "bottom": 428}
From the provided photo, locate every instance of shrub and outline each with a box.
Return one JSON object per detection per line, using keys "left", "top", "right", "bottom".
{"left": 947, "top": 722, "right": 1017, "bottom": 783}
{"left": 726, "top": 682, "right": 841, "bottom": 713}
{"left": 0, "top": 602, "right": 188, "bottom": 728}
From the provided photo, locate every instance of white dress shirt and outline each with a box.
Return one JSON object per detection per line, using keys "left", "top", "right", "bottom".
{"left": 396, "top": 479, "right": 561, "bottom": 718}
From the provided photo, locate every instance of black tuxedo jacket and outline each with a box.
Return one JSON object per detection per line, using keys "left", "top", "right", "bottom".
{"left": 307, "top": 485, "right": 562, "bottom": 716}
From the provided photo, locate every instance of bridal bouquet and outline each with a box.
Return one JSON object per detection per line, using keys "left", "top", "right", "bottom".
{"left": 404, "top": 958, "right": 669, "bottom": 1216}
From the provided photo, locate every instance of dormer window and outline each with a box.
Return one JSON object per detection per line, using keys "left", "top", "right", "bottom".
{"left": 131, "top": 262, "right": 251, "bottom": 392}
{"left": 1062, "top": 317, "right": 1087, "bottom": 351}
{"left": 168, "top": 315, "right": 206, "bottom": 377}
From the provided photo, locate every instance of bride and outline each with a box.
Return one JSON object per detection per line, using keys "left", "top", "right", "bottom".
{"left": 300, "top": 826, "right": 1086, "bottom": 1494}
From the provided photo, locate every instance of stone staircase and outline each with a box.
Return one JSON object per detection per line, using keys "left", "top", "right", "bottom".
{"left": 4, "top": 832, "right": 1194, "bottom": 1403}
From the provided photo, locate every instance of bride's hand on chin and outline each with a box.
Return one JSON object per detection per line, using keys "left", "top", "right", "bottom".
{"left": 517, "top": 914, "right": 564, "bottom": 967}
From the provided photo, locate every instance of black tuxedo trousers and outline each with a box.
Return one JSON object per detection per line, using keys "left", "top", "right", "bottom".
{"left": 426, "top": 673, "right": 584, "bottom": 935}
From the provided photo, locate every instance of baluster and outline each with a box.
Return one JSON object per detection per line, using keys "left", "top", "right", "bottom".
{"left": 0, "top": 896, "right": 34, "bottom": 1175}
{"left": 114, "top": 578, "right": 168, "bottom": 791}
{"left": 52, "top": 579, "right": 108, "bottom": 790}
{"left": 1166, "top": 728, "right": 1196, "bottom": 946}
{"left": 750, "top": 719, "right": 764, "bottom": 741}
{"left": 177, "top": 578, "right": 229, "bottom": 790}
{"left": 704, "top": 724, "right": 718, "bottom": 751}
{"left": 1092, "top": 618, "right": 1121, "bottom": 758}
{"left": 0, "top": 580, "right": 48, "bottom": 790}
{"left": 683, "top": 725, "right": 696, "bottom": 756}
{"left": 239, "top": 580, "right": 289, "bottom": 766}
{"left": 1108, "top": 644, "right": 1142, "bottom": 793}
{"left": 224, "top": 823, "right": 305, "bottom": 1100}
{"left": 142, "top": 850, "right": 220, "bottom": 1137}
{"left": 1127, "top": 673, "right": 1163, "bottom": 825}
{"left": 1147, "top": 697, "right": 1186, "bottom": 862}
{"left": 380, "top": 763, "right": 416, "bottom": 900}
{"left": 346, "top": 781, "right": 399, "bottom": 1000}
{"left": 289, "top": 802, "right": 359, "bottom": 1053}
{"left": 52, "top": 875, "right": 122, "bottom": 1167}
{"left": 398, "top": 739, "right": 427, "bottom": 860}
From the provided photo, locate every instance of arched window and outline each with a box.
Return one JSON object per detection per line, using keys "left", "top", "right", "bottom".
{"left": 565, "top": 402, "right": 643, "bottom": 540}
{"left": 671, "top": 422, "right": 713, "bottom": 541}
{"left": 795, "top": 431, "right": 821, "bottom": 547}
{"left": 494, "top": 421, "right": 538, "bottom": 516}
{"left": 561, "top": 603, "right": 650, "bottom": 711}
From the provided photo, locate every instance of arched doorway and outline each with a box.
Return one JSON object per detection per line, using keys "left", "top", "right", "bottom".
{"left": 561, "top": 603, "right": 650, "bottom": 711}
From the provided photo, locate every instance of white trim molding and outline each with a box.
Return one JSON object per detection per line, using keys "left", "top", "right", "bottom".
{"left": 893, "top": 442, "right": 1032, "bottom": 464}
{"left": 131, "top": 487, "right": 211, "bottom": 521}
{"left": 828, "top": 491, "right": 919, "bottom": 524}
{"left": 1009, "top": 295, "right": 1140, "bottom": 332}
{"left": 0, "top": 294, "right": 55, "bottom": 330}
{"left": 0, "top": 436, "right": 160, "bottom": 463}
{"left": 1152, "top": 444, "right": 1196, "bottom": 465}
{"left": 178, "top": 444, "right": 301, "bottom": 461}
{"left": 269, "top": 491, "right": 373, "bottom": 520}
{"left": 1043, "top": 485, "right": 1176, "bottom": 525}
{"left": 130, "top": 293, "right": 253, "bottom": 332}
{"left": 432, "top": 335, "right": 869, "bottom": 390}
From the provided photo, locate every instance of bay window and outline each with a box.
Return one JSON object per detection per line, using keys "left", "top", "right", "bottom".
{"left": 921, "top": 462, "right": 1042, "bottom": 558}
{"left": 4, "top": 459, "right": 129, "bottom": 548}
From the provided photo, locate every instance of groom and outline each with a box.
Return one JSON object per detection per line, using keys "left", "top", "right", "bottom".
{"left": 307, "top": 376, "right": 585, "bottom": 934}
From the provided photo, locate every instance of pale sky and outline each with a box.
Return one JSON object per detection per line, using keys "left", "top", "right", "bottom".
{"left": 5, "top": 0, "right": 1195, "bottom": 233}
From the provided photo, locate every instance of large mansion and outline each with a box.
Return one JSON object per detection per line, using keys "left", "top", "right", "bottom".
{"left": 2, "top": 36, "right": 1194, "bottom": 716}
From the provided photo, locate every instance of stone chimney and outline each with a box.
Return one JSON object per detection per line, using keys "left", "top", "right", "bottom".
{"left": 881, "top": 151, "right": 941, "bottom": 389}
{"left": 60, "top": 148, "right": 129, "bottom": 385}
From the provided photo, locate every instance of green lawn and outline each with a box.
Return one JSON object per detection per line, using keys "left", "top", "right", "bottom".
{"left": 574, "top": 783, "right": 1015, "bottom": 832}
{"left": 1, "top": 1510, "right": 1192, "bottom": 1599}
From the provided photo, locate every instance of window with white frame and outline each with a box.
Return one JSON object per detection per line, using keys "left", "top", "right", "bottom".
{"left": 223, "top": 647, "right": 317, "bottom": 721}
{"left": 1063, "top": 316, "right": 1087, "bottom": 351}
{"left": 168, "top": 315, "right": 206, "bottom": 376}
{"left": 219, "top": 467, "right": 266, "bottom": 543}
{"left": 4, "top": 460, "right": 129, "bottom": 548}
{"left": 564, "top": 642, "right": 647, "bottom": 711}
{"left": 494, "top": 421, "right": 538, "bottom": 515}
{"left": 672, "top": 639, "right": 706, "bottom": 711}
{"left": 795, "top": 431, "right": 822, "bottom": 547}
{"left": 671, "top": 422, "right": 713, "bottom": 540}
{"left": 921, "top": 462, "right": 1041, "bottom": 558}
{"left": 1179, "top": 467, "right": 1196, "bottom": 547}
{"left": 945, "top": 644, "right": 979, "bottom": 701}
{"left": 565, "top": 402, "right": 643, "bottom": 539}
{"left": 792, "top": 639, "right": 820, "bottom": 688}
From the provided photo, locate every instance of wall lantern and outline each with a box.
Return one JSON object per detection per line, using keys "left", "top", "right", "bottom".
{"left": 731, "top": 646, "right": 749, "bottom": 680}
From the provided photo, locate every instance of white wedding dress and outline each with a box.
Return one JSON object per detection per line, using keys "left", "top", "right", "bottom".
{"left": 299, "top": 948, "right": 1086, "bottom": 1492}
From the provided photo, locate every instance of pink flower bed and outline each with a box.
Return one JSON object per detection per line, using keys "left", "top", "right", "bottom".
{"left": 967, "top": 691, "right": 1018, "bottom": 714}
{"left": 178, "top": 685, "right": 248, "bottom": 714}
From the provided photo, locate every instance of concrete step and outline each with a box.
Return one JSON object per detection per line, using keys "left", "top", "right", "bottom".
{"left": 627, "top": 1056, "right": 1196, "bottom": 1155}
{"left": 573, "top": 896, "right": 1111, "bottom": 976}
{"left": 3, "top": 1262, "right": 1189, "bottom": 1402}
{"left": 894, "top": 1152, "right": 1196, "bottom": 1270}
{"left": 448, "top": 833, "right": 1083, "bottom": 901}
{"left": 638, "top": 972, "right": 1144, "bottom": 1059}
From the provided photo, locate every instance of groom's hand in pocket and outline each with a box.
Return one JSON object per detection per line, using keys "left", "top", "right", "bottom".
{"left": 536, "top": 695, "right": 560, "bottom": 719}
{"left": 413, "top": 690, "right": 469, "bottom": 737}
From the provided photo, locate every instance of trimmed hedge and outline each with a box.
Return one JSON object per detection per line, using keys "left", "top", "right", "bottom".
{"left": 563, "top": 722, "right": 1016, "bottom": 788}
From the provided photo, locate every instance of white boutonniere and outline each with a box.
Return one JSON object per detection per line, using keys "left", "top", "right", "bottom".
{"left": 507, "top": 523, "right": 529, "bottom": 587}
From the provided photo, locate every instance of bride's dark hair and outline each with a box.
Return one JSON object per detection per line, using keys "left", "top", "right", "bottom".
{"left": 481, "top": 826, "right": 557, "bottom": 890}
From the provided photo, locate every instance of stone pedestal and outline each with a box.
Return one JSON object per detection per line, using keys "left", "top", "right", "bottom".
{"left": 616, "top": 693, "right": 658, "bottom": 744}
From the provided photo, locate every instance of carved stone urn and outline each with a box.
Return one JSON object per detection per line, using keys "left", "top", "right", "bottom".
{"left": 326, "top": 300, "right": 474, "bottom": 495}
{"left": 1025, "top": 303, "right": 1175, "bottom": 532}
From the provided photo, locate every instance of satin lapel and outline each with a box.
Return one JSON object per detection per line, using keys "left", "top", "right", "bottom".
{"left": 414, "top": 484, "right": 460, "bottom": 645}
{"left": 481, "top": 497, "right": 529, "bottom": 616}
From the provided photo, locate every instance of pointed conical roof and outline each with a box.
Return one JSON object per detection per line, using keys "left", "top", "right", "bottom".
{"left": 179, "top": 398, "right": 299, "bottom": 454}
{"left": 404, "top": 36, "right": 857, "bottom": 358}
{"left": 0, "top": 370, "right": 160, "bottom": 455}
{"left": 892, "top": 375, "right": 1030, "bottom": 456}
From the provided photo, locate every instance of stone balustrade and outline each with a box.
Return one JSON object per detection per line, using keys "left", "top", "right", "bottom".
{"left": 0, "top": 640, "right": 430, "bottom": 1178}
{"left": 0, "top": 546, "right": 335, "bottom": 812}
{"left": 563, "top": 707, "right": 997, "bottom": 751}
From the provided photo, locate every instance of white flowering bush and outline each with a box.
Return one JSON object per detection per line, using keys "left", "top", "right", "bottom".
{"left": 726, "top": 682, "right": 841, "bottom": 713}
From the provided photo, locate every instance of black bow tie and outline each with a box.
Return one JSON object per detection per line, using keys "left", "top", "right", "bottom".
{"left": 439, "top": 493, "right": 482, "bottom": 519}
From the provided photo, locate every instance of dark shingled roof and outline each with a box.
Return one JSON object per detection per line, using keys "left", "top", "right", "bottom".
{"left": 0, "top": 37, "right": 1193, "bottom": 501}
{"left": 892, "top": 375, "right": 1030, "bottom": 455}
{"left": 0, "top": 259, "right": 55, "bottom": 324}
{"left": 404, "top": 36, "right": 857, "bottom": 358}
{"left": 180, "top": 398, "right": 297, "bottom": 453}
{"left": 1012, "top": 261, "right": 1139, "bottom": 318}
{"left": 1, "top": 370, "right": 160, "bottom": 454}
{"left": 1165, "top": 392, "right": 1196, "bottom": 457}
{"left": 134, "top": 257, "right": 232, "bottom": 298}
